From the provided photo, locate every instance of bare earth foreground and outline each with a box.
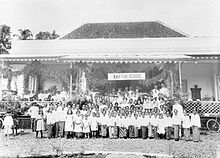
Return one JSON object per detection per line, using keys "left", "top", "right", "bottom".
{"left": 0, "top": 130, "right": 218, "bottom": 158}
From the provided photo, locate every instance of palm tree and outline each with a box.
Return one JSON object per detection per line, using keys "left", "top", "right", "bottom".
{"left": 0, "top": 25, "right": 11, "bottom": 54}
{"left": 51, "top": 30, "right": 59, "bottom": 39}
{"left": 16, "top": 29, "right": 33, "bottom": 40}
{"left": 35, "top": 31, "right": 51, "bottom": 40}
{"left": 35, "top": 31, "right": 59, "bottom": 40}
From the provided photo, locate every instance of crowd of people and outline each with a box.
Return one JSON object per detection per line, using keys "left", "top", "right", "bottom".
{"left": 2, "top": 83, "right": 201, "bottom": 142}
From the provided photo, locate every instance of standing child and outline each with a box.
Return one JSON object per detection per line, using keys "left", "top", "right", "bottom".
{"left": 133, "top": 113, "right": 139, "bottom": 138}
{"left": 90, "top": 112, "right": 98, "bottom": 138}
{"left": 3, "top": 111, "right": 14, "bottom": 137}
{"left": 74, "top": 110, "right": 83, "bottom": 138}
{"left": 82, "top": 115, "right": 90, "bottom": 138}
{"left": 100, "top": 109, "right": 108, "bottom": 138}
{"left": 140, "top": 112, "right": 148, "bottom": 139}
{"left": 65, "top": 109, "right": 74, "bottom": 139}
{"left": 107, "top": 112, "right": 114, "bottom": 139}
{"left": 190, "top": 108, "right": 201, "bottom": 142}
{"left": 46, "top": 108, "right": 55, "bottom": 139}
{"left": 35, "top": 110, "right": 45, "bottom": 138}
{"left": 157, "top": 114, "right": 166, "bottom": 139}
{"left": 148, "top": 112, "right": 154, "bottom": 139}
{"left": 164, "top": 111, "right": 172, "bottom": 140}
{"left": 172, "top": 109, "right": 182, "bottom": 141}
{"left": 182, "top": 110, "right": 191, "bottom": 141}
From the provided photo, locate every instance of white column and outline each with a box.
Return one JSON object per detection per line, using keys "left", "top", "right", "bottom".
{"left": 179, "top": 62, "right": 182, "bottom": 91}
{"left": 170, "top": 70, "right": 174, "bottom": 98}
{"left": 0, "top": 60, "right": 4, "bottom": 98}
{"left": 70, "top": 62, "right": 73, "bottom": 97}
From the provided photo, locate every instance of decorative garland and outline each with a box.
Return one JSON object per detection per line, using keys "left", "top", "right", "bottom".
{"left": 1, "top": 61, "right": 180, "bottom": 95}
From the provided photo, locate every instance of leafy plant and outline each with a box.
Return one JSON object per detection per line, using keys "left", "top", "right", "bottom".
{"left": 0, "top": 24, "right": 11, "bottom": 54}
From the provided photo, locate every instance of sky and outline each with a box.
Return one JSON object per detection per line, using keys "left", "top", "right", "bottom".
{"left": 0, "top": 0, "right": 220, "bottom": 37}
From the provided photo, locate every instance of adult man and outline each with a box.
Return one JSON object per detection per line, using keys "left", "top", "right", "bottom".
{"left": 28, "top": 102, "right": 39, "bottom": 132}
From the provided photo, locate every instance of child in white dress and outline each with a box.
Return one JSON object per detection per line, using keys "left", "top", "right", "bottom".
{"left": 82, "top": 115, "right": 90, "bottom": 138}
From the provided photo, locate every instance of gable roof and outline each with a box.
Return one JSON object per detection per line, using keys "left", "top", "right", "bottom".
{"left": 61, "top": 21, "right": 187, "bottom": 39}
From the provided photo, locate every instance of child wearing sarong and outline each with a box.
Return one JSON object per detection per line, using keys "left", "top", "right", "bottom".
{"left": 172, "top": 109, "right": 182, "bottom": 141}
{"left": 182, "top": 110, "right": 191, "bottom": 141}
{"left": 152, "top": 112, "right": 159, "bottom": 139}
{"left": 148, "top": 113, "right": 154, "bottom": 139}
{"left": 157, "top": 114, "right": 166, "bottom": 139}
{"left": 112, "top": 113, "right": 118, "bottom": 139}
{"left": 74, "top": 110, "right": 83, "bottom": 138}
{"left": 190, "top": 108, "right": 201, "bottom": 142}
{"left": 100, "top": 110, "right": 108, "bottom": 138}
{"left": 118, "top": 113, "right": 125, "bottom": 138}
{"left": 133, "top": 113, "right": 139, "bottom": 138}
{"left": 164, "top": 111, "right": 172, "bottom": 140}
{"left": 140, "top": 112, "right": 148, "bottom": 139}
{"left": 128, "top": 112, "right": 135, "bottom": 138}
{"left": 107, "top": 113, "right": 114, "bottom": 139}
{"left": 122, "top": 114, "right": 128, "bottom": 138}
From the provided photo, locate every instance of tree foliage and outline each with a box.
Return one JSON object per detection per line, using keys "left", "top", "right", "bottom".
{"left": 15, "top": 29, "right": 33, "bottom": 40}
{"left": 0, "top": 25, "right": 11, "bottom": 54}
{"left": 35, "top": 30, "right": 59, "bottom": 40}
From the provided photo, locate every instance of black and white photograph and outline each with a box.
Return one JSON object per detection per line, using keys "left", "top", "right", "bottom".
{"left": 0, "top": 0, "right": 220, "bottom": 157}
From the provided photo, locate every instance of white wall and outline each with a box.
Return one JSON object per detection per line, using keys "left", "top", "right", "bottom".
{"left": 182, "top": 63, "right": 216, "bottom": 100}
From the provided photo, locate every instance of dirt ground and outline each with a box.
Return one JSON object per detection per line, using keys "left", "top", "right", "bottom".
{"left": 0, "top": 129, "right": 218, "bottom": 158}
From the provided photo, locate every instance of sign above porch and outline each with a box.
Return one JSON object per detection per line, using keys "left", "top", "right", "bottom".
{"left": 108, "top": 73, "right": 145, "bottom": 81}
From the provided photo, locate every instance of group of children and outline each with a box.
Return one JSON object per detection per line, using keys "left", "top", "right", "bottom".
{"left": 26, "top": 97, "right": 202, "bottom": 142}
{"left": 2, "top": 84, "right": 201, "bottom": 142}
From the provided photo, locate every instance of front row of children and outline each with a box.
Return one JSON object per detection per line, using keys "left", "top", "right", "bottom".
{"left": 35, "top": 105, "right": 201, "bottom": 142}
{"left": 2, "top": 106, "right": 201, "bottom": 142}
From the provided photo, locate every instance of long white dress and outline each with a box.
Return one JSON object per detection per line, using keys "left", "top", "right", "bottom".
{"left": 65, "top": 114, "right": 74, "bottom": 132}
{"left": 3, "top": 115, "right": 14, "bottom": 135}
{"left": 74, "top": 115, "right": 82, "bottom": 133}
{"left": 36, "top": 114, "right": 45, "bottom": 131}
{"left": 90, "top": 116, "right": 98, "bottom": 131}
{"left": 82, "top": 119, "right": 90, "bottom": 133}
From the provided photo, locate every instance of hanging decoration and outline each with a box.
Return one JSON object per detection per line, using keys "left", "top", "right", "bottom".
{"left": 1, "top": 60, "right": 181, "bottom": 96}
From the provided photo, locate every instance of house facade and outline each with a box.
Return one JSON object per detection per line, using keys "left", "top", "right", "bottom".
{"left": 1, "top": 22, "right": 220, "bottom": 104}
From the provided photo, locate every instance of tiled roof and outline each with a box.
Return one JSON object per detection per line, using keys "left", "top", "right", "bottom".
{"left": 62, "top": 21, "right": 187, "bottom": 39}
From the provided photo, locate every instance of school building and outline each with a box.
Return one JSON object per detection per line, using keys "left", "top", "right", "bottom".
{"left": 0, "top": 21, "right": 220, "bottom": 114}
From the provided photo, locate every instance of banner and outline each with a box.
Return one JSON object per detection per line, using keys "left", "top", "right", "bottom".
{"left": 108, "top": 73, "right": 145, "bottom": 81}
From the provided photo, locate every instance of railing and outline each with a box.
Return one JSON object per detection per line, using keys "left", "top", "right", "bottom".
{"left": 184, "top": 101, "right": 220, "bottom": 116}
{"left": 0, "top": 101, "right": 61, "bottom": 112}
{"left": 0, "top": 100, "right": 220, "bottom": 116}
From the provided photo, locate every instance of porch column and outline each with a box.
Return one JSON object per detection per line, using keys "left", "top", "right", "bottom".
{"left": 0, "top": 60, "right": 4, "bottom": 98}
{"left": 70, "top": 62, "right": 73, "bottom": 97}
{"left": 179, "top": 62, "right": 182, "bottom": 91}
{"left": 170, "top": 70, "right": 174, "bottom": 98}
